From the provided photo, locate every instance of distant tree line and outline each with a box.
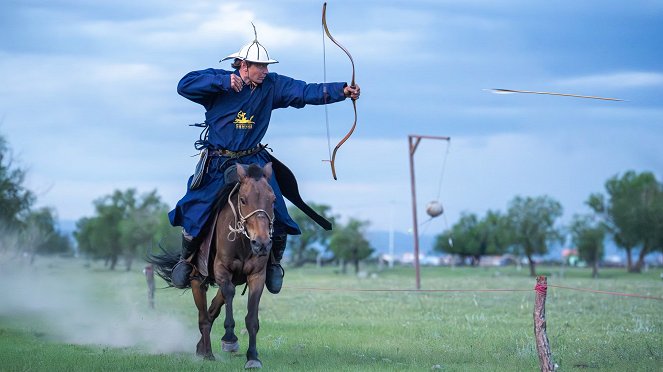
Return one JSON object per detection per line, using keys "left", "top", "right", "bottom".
{"left": 287, "top": 203, "right": 373, "bottom": 273}
{"left": 433, "top": 171, "right": 663, "bottom": 277}
{"left": 75, "top": 189, "right": 180, "bottom": 271}
{"left": 0, "top": 133, "right": 71, "bottom": 262}
{"left": 71, "top": 195, "right": 373, "bottom": 273}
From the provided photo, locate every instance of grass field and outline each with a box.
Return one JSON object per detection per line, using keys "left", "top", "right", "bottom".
{"left": 0, "top": 257, "right": 661, "bottom": 371}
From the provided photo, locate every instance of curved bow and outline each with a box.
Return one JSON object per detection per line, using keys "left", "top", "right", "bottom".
{"left": 322, "top": 2, "right": 357, "bottom": 180}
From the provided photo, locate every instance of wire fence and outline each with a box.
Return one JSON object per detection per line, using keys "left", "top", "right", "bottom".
{"left": 284, "top": 283, "right": 663, "bottom": 301}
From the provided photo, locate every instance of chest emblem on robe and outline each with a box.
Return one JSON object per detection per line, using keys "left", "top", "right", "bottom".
{"left": 234, "top": 111, "right": 255, "bottom": 129}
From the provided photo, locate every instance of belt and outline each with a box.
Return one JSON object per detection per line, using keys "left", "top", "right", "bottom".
{"left": 209, "top": 144, "right": 267, "bottom": 158}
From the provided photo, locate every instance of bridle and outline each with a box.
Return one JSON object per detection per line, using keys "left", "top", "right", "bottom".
{"left": 226, "top": 182, "right": 275, "bottom": 242}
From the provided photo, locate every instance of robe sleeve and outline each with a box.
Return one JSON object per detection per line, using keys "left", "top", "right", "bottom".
{"left": 271, "top": 73, "right": 347, "bottom": 109}
{"left": 177, "top": 68, "right": 234, "bottom": 109}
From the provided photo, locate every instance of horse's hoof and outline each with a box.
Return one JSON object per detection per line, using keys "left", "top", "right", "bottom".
{"left": 196, "top": 352, "right": 215, "bottom": 361}
{"left": 244, "top": 359, "right": 263, "bottom": 369}
{"left": 222, "top": 340, "right": 240, "bottom": 353}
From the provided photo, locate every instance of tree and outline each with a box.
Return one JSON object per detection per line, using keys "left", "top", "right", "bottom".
{"left": 328, "top": 218, "right": 373, "bottom": 274}
{"left": 75, "top": 189, "right": 171, "bottom": 270}
{"left": 569, "top": 214, "right": 605, "bottom": 278}
{"left": 434, "top": 210, "right": 510, "bottom": 265}
{"left": 0, "top": 132, "right": 70, "bottom": 262}
{"left": 434, "top": 212, "right": 481, "bottom": 264}
{"left": 506, "top": 195, "right": 564, "bottom": 277}
{"left": 20, "top": 207, "right": 72, "bottom": 263}
{"left": 118, "top": 190, "right": 170, "bottom": 271}
{"left": 588, "top": 192, "right": 639, "bottom": 271}
{"left": 75, "top": 193, "right": 126, "bottom": 269}
{"left": 287, "top": 203, "right": 335, "bottom": 267}
{"left": 0, "top": 134, "right": 34, "bottom": 230}
{"left": 475, "top": 210, "right": 511, "bottom": 263}
{"left": 588, "top": 171, "right": 663, "bottom": 272}
{"left": 153, "top": 210, "right": 183, "bottom": 254}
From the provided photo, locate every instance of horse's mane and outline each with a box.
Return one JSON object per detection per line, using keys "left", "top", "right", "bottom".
{"left": 245, "top": 164, "right": 264, "bottom": 181}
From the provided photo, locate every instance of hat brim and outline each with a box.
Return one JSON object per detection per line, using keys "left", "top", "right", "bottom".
{"left": 220, "top": 53, "right": 278, "bottom": 64}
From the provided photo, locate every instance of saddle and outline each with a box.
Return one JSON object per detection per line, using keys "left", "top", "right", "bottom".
{"left": 196, "top": 166, "right": 239, "bottom": 277}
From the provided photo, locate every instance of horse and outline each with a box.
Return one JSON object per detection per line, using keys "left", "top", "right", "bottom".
{"left": 149, "top": 162, "right": 276, "bottom": 369}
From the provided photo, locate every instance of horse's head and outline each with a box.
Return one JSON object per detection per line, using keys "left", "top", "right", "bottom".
{"left": 234, "top": 162, "right": 276, "bottom": 257}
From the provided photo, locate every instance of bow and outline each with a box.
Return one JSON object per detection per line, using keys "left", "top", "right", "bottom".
{"left": 322, "top": 2, "right": 357, "bottom": 180}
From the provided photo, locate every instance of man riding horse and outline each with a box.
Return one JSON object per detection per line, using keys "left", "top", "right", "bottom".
{"left": 169, "top": 27, "right": 361, "bottom": 293}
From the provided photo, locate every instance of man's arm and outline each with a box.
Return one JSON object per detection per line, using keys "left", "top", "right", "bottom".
{"left": 177, "top": 68, "right": 234, "bottom": 108}
{"left": 272, "top": 74, "right": 347, "bottom": 109}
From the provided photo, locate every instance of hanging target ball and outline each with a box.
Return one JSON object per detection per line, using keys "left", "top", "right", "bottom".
{"left": 426, "top": 201, "right": 444, "bottom": 217}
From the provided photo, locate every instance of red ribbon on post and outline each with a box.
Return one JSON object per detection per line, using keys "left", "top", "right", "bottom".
{"left": 534, "top": 281, "right": 548, "bottom": 295}
{"left": 534, "top": 276, "right": 555, "bottom": 371}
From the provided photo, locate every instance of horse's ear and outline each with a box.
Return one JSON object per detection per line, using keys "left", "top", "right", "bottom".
{"left": 236, "top": 164, "right": 246, "bottom": 179}
{"left": 263, "top": 162, "right": 273, "bottom": 179}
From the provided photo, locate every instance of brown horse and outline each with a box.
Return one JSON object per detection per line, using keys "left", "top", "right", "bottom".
{"left": 150, "top": 162, "right": 275, "bottom": 369}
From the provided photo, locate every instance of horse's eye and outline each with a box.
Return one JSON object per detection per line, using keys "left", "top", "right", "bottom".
{"left": 240, "top": 197, "right": 247, "bottom": 205}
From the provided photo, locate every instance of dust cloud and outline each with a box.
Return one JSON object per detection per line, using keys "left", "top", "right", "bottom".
{"left": 0, "top": 255, "right": 197, "bottom": 354}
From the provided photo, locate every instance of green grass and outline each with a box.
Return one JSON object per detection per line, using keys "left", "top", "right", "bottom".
{"left": 0, "top": 258, "right": 661, "bottom": 371}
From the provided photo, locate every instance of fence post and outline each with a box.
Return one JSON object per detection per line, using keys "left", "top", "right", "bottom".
{"left": 534, "top": 275, "right": 555, "bottom": 371}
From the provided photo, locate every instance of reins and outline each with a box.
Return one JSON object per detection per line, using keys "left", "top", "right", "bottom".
{"left": 227, "top": 182, "right": 275, "bottom": 242}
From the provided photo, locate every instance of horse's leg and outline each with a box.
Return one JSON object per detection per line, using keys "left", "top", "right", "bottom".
{"left": 218, "top": 279, "right": 240, "bottom": 353}
{"left": 206, "top": 287, "right": 235, "bottom": 352}
{"left": 207, "top": 287, "right": 224, "bottom": 324}
{"left": 191, "top": 279, "right": 214, "bottom": 360}
{"left": 244, "top": 273, "right": 266, "bottom": 369}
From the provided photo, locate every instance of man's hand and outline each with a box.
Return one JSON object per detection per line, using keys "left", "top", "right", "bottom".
{"left": 230, "top": 74, "right": 244, "bottom": 92}
{"left": 344, "top": 84, "right": 361, "bottom": 100}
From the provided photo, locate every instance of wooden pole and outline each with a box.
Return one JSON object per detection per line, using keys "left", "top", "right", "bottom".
{"left": 534, "top": 276, "right": 555, "bottom": 371}
{"left": 408, "top": 135, "right": 421, "bottom": 290}
{"left": 408, "top": 134, "right": 450, "bottom": 290}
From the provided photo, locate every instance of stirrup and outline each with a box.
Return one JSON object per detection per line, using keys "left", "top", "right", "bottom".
{"left": 265, "top": 263, "right": 285, "bottom": 294}
{"left": 272, "top": 263, "right": 284, "bottom": 278}
{"left": 171, "top": 259, "right": 193, "bottom": 289}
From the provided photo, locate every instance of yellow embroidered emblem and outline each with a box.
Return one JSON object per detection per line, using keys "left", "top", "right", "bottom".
{"left": 234, "top": 111, "right": 255, "bottom": 129}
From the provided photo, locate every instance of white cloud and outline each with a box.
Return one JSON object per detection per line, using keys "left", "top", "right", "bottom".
{"left": 556, "top": 71, "right": 663, "bottom": 88}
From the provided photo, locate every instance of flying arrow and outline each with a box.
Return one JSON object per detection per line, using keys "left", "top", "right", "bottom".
{"left": 488, "top": 88, "right": 624, "bottom": 102}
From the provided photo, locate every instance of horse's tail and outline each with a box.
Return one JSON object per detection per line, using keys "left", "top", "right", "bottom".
{"left": 145, "top": 243, "right": 181, "bottom": 288}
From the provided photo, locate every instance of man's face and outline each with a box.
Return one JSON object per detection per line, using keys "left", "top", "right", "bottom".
{"left": 246, "top": 62, "right": 269, "bottom": 85}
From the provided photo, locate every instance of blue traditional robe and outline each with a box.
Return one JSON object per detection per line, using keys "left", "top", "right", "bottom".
{"left": 168, "top": 68, "right": 347, "bottom": 237}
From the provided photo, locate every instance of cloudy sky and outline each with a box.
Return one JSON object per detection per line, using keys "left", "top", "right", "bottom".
{"left": 1, "top": 0, "right": 662, "bottom": 240}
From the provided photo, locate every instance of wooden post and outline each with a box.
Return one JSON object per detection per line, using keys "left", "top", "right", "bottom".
{"left": 408, "top": 134, "right": 450, "bottom": 290}
{"left": 534, "top": 276, "right": 555, "bottom": 371}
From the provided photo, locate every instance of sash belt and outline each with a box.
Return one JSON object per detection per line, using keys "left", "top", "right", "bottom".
{"left": 210, "top": 144, "right": 267, "bottom": 158}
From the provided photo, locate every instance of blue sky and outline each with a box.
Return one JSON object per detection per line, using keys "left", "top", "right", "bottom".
{"left": 1, "top": 0, "right": 662, "bottom": 239}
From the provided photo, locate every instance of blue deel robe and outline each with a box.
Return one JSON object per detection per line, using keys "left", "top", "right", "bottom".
{"left": 168, "top": 68, "right": 347, "bottom": 238}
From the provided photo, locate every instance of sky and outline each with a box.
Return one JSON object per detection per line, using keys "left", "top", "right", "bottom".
{"left": 1, "top": 0, "right": 662, "bottom": 244}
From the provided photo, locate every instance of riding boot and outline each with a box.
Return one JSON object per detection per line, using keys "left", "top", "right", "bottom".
{"left": 265, "top": 235, "right": 286, "bottom": 294}
{"left": 171, "top": 234, "right": 200, "bottom": 289}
